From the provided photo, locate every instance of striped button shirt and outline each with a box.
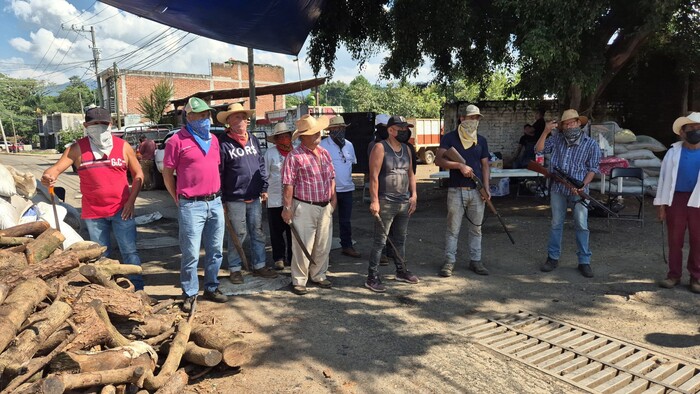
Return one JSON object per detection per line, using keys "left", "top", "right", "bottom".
{"left": 282, "top": 144, "right": 335, "bottom": 202}
{"left": 543, "top": 133, "right": 602, "bottom": 196}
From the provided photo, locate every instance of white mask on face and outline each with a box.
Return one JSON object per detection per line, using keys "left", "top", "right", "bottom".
{"left": 86, "top": 124, "right": 113, "bottom": 157}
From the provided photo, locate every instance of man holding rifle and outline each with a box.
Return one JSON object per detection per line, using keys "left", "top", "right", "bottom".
{"left": 535, "top": 109, "right": 601, "bottom": 278}
{"left": 435, "top": 104, "right": 491, "bottom": 278}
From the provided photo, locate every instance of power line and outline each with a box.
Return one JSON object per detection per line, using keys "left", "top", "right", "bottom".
{"left": 131, "top": 36, "right": 198, "bottom": 71}
{"left": 120, "top": 30, "right": 188, "bottom": 70}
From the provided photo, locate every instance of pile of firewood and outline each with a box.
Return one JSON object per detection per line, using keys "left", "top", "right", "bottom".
{"left": 0, "top": 221, "right": 251, "bottom": 394}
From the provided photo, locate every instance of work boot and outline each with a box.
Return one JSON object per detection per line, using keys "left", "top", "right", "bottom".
{"left": 253, "top": 267, "right": 279, "bottom": 278}
{"left": 181, "top": 295, "right": 196, "bottom": 313}
{"left": 578, "top": 264, "right": 594, "bottom": 278}
{"left": 342, "top": 247, "right": 361, "bottom": 258}
{"left": 312, "top": 278, "right": 332, "bottom": 288}
{"left": 274, "top": 260, "right": 285, "bottom": 271}
{"left": 379, "top": 254, "right": 389, "bottom": 266}
{"left": 229, "top": 271, "right": 244, "bottom": 284}
{"left": 203, "top": 288, "right": 228, "bottom": 303}
{"left": 540, "top": 257, "right": 559, "bottom": 272}
{"left": 365, "top": 275, "right": 386, "bottom": 293}
{"left": 469, "top": 261, "right": 489, "bottom": 276}
{"left": 396, "top": 270, "right": 420, "bottom": 284}
{"left": 690, "top": 278, "right": 700, "bottom": 294}
{"left": 440, "top": 262, "right": 454, "bottom": 277}
{"left": 292, "top": 285, "right": 308, "bottom": 295}
{"left": 658, "top": 277, "right": 680, "bottom": 289}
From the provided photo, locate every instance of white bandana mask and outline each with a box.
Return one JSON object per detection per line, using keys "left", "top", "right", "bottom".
{"left": 86, "top": 124, "right": 113, "bottom": 158}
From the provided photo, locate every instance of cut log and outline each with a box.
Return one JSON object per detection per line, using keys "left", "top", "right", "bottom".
{"left": 0, "top": 252, "right": 79, "bottom": 289}
{"left": 48, "top": 341, "right": 157, "bottom": 374}
{"left": 0, "top": 221, "right": 49, "bottom": 238}
{"left": 183, "top": 342, "right": 222, "bottom": 367}
{"left": 89, "top": 299, "right": 131, "bottom": 347}
{"left": 153, "top": 369, "right": 188, "bottom": 394}
{"left": 71, "top": 246, "right": 107, "bottom": 263}
{"left": 83, "top": 263, "right": 143, "bottom": 277}
{"left": 40, "top": 365, "right": 146, "bottom": 393}
{"left": 115, "top": 277, "right": 135, "bottom": 292}
{"left": 128, "top": 314, "right": 175, "bottom": 338}
{"left": 78, "top": 265, "right": 122, "bottom": 291}
{"left": 0, "top": 333, "right": 74, "bottom": 394}
{"left": 67, "top": 303, "right": 111, "bottom": 351}
{"left": 0, "top": 250, "right": 27, "bottom": 272}
{"left": 0, "top": 301, "right": 72, "bottom": 375}
{"left": 0, "top": 283, "right": 8, "bottom": 305}
{"left": 0, "top": 278, "right": 49, "bottom": 353}
{"left": 76, "top": 285, "right": 149, "bottom": 321}
{"left": 24, "top": 229, "right": 65, "bottom": 265}
{"left": 190, "top": 324, "right": 251, "bottom": 367}
{"left": 101, "top": 385, "right": 116, "bottom": 394}
{"left": 0, "top": 236, "right": 33, "bottom": 246}
{"left": 35, "top": 324, "right": 71, "bottom": 357}
{"left": 143, "top": 320, "right": 191, "bottom": 391}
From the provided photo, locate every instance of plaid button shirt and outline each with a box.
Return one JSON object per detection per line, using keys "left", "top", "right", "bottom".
{"left": 282, "top": 144, "right": 335, "bottom": 202}
{"left": 543, "top": 133, "right": 601, "bottom": 196}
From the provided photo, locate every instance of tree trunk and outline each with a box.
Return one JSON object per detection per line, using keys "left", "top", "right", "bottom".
{"left": 161, "top": 341, "right": 222, "bottom": 367}
{"left": 75, "top": 285, "right": 149, "bottom": 321}
{"left": 48, "top": 343, "right": 156, "bottom": 374}
{"left": 190, "top": 325, "right": 251, "bottom": 367}
{"left": 24, "top": 229, "right": 65, "bottom": 265}
{"left": 39, "top": 365, "right": 147, "bottom": 394}
{"left": 0, "top": 222, "right": 49, "bottom": 238}
{"left": 0, "top": 301, "right": 72, "bottom": 375}
{"left": 0, "top": 278, "right": 49, "bottom": 353}
{"left": 143, "top": 321, "right": 191, "bottom": 391}
{"left": 153, "top": 369, "right": 188, "bottom": 394}
{"left": 0, "top": 253, "right": 79, "bottom": 289}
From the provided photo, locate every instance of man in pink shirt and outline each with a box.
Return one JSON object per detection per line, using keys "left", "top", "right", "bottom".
{"left": 163, "top": 97, "right": 228, "bottom": 311}
{"left": 281, "top": 115, "right": 336, "bottom": 295}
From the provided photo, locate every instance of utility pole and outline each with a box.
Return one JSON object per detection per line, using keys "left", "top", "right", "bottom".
{"left": 0, "top": 119, "right": 8, "bottom": 152}
{"left": 10, "top": 117, "right": 17, "bottom": 153}
{"left": 247, "top": 47, "right": 256, "bottom": 128}
{"left": 113, "top": 62, "right": 121, "bottom": 129}
{"left": 64, "top": 25, "right": 102, "bottom": 107}
{"left": 78, "top": 92, "right": 85, "bottom": 115}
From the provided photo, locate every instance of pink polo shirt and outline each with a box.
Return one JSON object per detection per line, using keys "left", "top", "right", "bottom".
{"left": 163, "top": 127, "right": 221, "bottom": 198}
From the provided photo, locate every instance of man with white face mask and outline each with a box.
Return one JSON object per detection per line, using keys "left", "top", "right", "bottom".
{"left": 42, "top": 107, "right": 145, "bottom": 289}
{"left": 435, "top": 104, "right": 491, "bottom": 278}
{"left": 535, "top": 109, "right": 601, "bottom": 278}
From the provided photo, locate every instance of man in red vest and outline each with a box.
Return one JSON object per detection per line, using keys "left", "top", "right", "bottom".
{"left": 42, "top": 107, "right": 145, "bottom": 289}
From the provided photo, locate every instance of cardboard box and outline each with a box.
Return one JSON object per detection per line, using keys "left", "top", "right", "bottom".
{"left": 489, "top": 178, "right": 510, "bottom": 197}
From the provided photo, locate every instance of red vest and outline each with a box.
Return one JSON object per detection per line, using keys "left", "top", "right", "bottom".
{"left": 77, "top": 137, "right": 130, "bottom": 219}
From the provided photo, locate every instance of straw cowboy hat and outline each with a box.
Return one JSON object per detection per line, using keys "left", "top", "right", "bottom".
{"left": 292, "top": 114, "right": 330, "bottom": 140}
{"left": 560, "top": 109, "right": 585, "bottom": 124}
{"left": 325, "top": 115, "right": 350, "bottom": 129}
{"left": 267, "top": 122, "right": 292, "bottom": 143}
{"left": 216, "top": 102, "right": 255, "bottom": 124}
{"left": 672, "top": 112, "right": 700, "bottom": 135}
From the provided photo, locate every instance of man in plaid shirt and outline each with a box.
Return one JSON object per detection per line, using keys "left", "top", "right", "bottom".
{"left": 535, "top": 109, "right": 601, "bottom": 278}
{"left": 281, "top": 115, "right": 337, "bottom": 295}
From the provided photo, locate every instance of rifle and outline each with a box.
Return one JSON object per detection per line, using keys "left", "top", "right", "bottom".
{"left": 527, "top": 160, "right": 619, "bottom": 217}
{"left": 443, "top": 147, "right": 516, "bottom": 244}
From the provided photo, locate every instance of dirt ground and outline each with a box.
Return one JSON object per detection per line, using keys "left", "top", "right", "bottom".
{"left": 132, "top": 165, "right": 700, "bottom": 394}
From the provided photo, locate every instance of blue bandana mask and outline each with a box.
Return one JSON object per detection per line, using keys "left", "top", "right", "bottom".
{"left": 186, "top": 118, "right": 212, "bottom": 154}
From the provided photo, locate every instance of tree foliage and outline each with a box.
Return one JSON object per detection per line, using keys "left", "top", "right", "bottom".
{"left": 57, "top": 77, "right": 93, "bottom": 113}
{"left": 308, "top": 0, "right": 695, "bottom": 111}
{"left": 136, "top": 79, "right": 174, "bottom": 124}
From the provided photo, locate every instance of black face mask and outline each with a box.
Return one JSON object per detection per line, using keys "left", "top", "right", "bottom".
{"left": 396, "top": 130, "right": 411, "bottom": 143}
{"left": 686, "top": 130, "right": 700, "bottom": 145}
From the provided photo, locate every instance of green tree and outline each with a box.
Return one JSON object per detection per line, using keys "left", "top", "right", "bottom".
{"left": 0, "top": 74, "right": 45, "bottom": 138}
{"left": 319, "top": 80, "right": 351, "bottom": 108}
{"left": 57, "top": 76, "right": 94, "bottom": 113}
{"left": 308, "top": 0, "right": 695, "bottom": 111}
{"left": 137, "top": 79, "right": 174, "bottom": 124}
{"left": 346, "top": 76, "right": 381, "bottom": 112}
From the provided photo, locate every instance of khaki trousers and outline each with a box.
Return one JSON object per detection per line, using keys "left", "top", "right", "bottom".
{"left": 290, "top": 200, "right": 333, "bottom": 286}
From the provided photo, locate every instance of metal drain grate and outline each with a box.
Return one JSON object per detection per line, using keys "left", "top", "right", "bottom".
{"left": 457, "top": 311, "right": 700, "bottom": 394}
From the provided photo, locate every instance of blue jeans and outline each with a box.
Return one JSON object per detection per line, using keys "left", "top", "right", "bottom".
{"left": 336, "top": 191, "right": 354, "bottom": 248}
{"left": 548, "top": 192, "right": 592, "bottom": 264}
{"left": 178, "top": 196, "right": 225, "bottom": 297}
{"left": 85, "top": 209, "right": 143, "bottom": 290}
{"left": 368, "top": 200, "right": 409, "bottom": 276}
{"left": 445, "top": 188, "right": 485, "bottom": 263}
{"left": 225, "top": 200, "right": 267, "bottom": 271}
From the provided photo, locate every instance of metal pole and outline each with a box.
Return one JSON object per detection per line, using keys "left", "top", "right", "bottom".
{"left": 91, "top": 26, "right": 103, "bottom": 107}
{"left": 10, "top": 117, "right": 17, "bottom": 153}
{"left": 113, "top": 62, "right": 121, "bottom": 128}
{"left": 247, "top": 47, "right": 256, "bottom": 128}
{"left": 0, "top": 119, "right": 8, "bottom": 152}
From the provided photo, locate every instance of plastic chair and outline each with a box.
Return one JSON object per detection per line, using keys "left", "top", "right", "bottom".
{"left": 607, "top": 167, "right": 644, "bottom": 227}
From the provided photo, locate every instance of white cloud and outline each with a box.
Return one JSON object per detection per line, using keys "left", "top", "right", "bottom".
{"left": 9, "top": 37, "right": 30, "bottom": 52}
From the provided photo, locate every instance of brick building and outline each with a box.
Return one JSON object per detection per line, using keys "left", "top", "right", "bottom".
{"left": 98, "top": 59, "right": 285, "bottom": 125}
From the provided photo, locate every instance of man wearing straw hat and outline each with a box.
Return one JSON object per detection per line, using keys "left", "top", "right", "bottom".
{"left": 281, "top": 114, "right": 336, "bottom": 295}
{"left": 320, "top": 115, "right": 361, "bottom": 258}
{"left": 535, "top": 109, "right": 601, "bottom": 278}
{"left": 264, "top": 122, "right": 295, "bottom": 270}
{"left": 218, "top": 103, "right": 278, "bottom": 283}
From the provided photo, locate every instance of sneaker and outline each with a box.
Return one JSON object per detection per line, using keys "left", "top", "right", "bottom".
{"left": 690, "top": 278, "right": 700, "bottom": 294}
{"left": 396, "top": 270, "right": 419, "bottom": 284}
{"left": 469, "top": 261, "right": 489, "bottom": 276}
{"left": 365, "top": 276, "right": 386, "bottom": 293}
{"left": 203, "top": 288, "right": 228, "bottom": 303}
{"left": 311, "top": 279, "right": 332, "bottom": 288}
{"left": 274, "top": 260, "right": 285, "bottom": 271}
{"left": 182, "top": 295, "right": 196, "bottom": 313}
{"left": 540, "top": 257, "right": 559, "bottom": 272}
{"left": 292, "top": 285, "right": 308, "bottom": 295}
{"left": 578, "top": 264, "right": 594, "bottom": 278}
{"left": 440, "top": 262, "right": 454, "bottom": 277}
{"left": 229, "top": 271, "right": 244, "bottom": 284}
{"left": 253, "top": 267, "right": 279, "bottom": 278}
{"left": 341, "top": 247, "right": 361, "bottom": 258}
{"left": 658, "top": 277, "right": 680, "bottom": 289}
{"left": 379, "top": 254, "right": 389, "bottom": 266}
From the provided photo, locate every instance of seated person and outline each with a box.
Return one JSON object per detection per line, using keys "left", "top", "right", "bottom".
{"left": 513, "top": 123, "right": 537, "bottom": 168}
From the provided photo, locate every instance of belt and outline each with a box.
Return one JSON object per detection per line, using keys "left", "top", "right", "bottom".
{"left": 294, "top": 197, "right": 330, "bottom": 207}
{"left": 179, "top": 192, "right": 221, "bottom": 202}
{"left": 457, "top": 187, "right": 475, "bottom": 190}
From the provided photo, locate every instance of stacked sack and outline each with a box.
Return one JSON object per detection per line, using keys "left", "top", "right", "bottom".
{"left": 612, "top": 129, "right": 666, "bottom": 196}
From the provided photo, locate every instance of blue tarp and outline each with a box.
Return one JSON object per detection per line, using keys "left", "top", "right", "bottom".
{"left": 99, "top": 0, "right": 326, "bottom": 55}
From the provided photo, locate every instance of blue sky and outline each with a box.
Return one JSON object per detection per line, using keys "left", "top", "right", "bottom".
{"left": 0, "top": 0, "right": 433, "bottom": 88}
